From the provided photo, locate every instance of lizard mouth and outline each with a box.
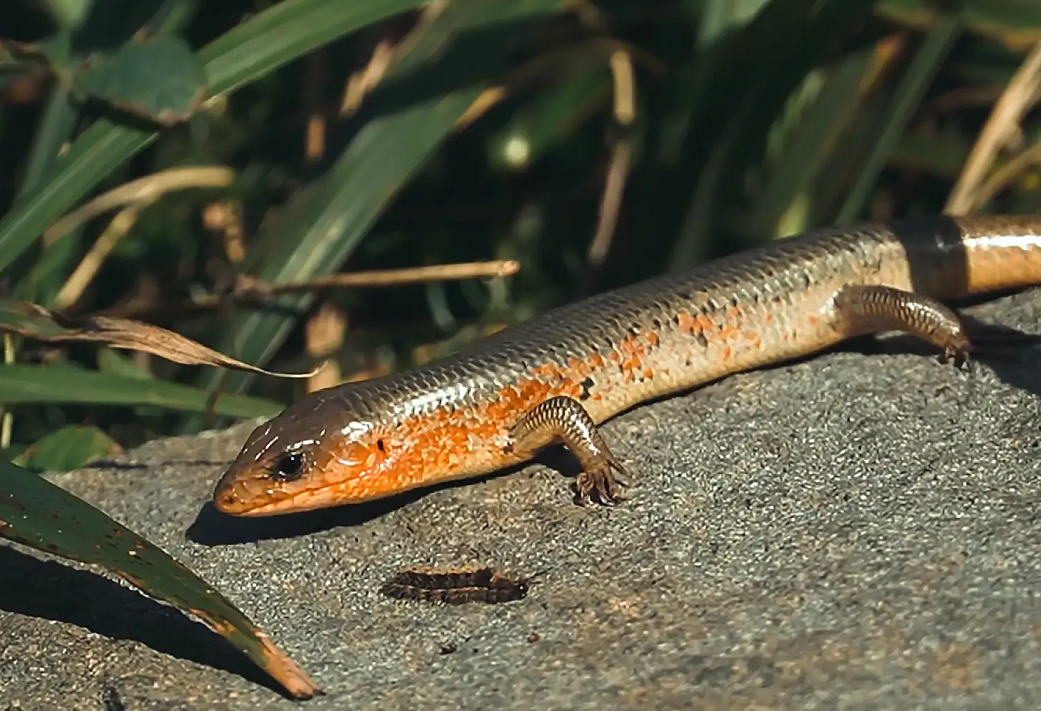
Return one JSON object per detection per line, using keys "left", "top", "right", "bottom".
{"left": 212, "top": 471, "right": 359, "bottom": 516}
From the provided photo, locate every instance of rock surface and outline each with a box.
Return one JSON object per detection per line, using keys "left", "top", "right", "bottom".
{"left": 5, "top": 290, "right": 1041, "bottom": 710}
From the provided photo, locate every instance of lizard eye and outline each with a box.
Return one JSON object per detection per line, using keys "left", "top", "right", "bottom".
{"left": 269, "top": 452, "right": 304, "bottom": 482}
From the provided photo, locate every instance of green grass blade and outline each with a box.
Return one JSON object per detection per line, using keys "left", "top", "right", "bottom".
{"left": 674, "top": 0, "right": 779, "bottom": 165}
{"left": 11, "top": 1, "right": 202, "bottom": 306}
{"left": 187, "top": 0, "right": 574, "bottom": 410}
{"left": 836, "top": 12, "right": 963, "bottom": 223}
{"left": 144, "top": 0, "right": 200, "bottom": 34}
{"left": 741, "top": 48, "right": 876, "bottom": 239}
{"left": 889, "top": 132, "right": 975, "bottom": 177}
{"left": 0, "top": 458, "right": 319, "bottom": 698}
{"left": 17, "top": 87, "right": 79, "bottom": 200}
{"left": 699, "top": 0, "right": 772, "bottom": 39}
{"left": 0, "top": 365, "right": 280, "bottom": 418}
{"left": 665, "top": 0, "right": 817, "bottom": 270}
{"left": 0, "top": 0, "right": 432, "bottom": 276}
{"left": 670, "top": 0, "right": 877, "bottom": 269}
{"left": 0, "top": 121, "right": 150, "bottom": 277}
{"left": 197, "top": 0, "right": 425, "bottom": 95}
{"left": 17, "top": 1, "right": 197, "bottom": 203}
{"left": 878, "top": 0, "right": 1041, "bottom": 48}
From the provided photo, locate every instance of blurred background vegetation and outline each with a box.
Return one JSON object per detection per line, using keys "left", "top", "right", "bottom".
{"left": 2, "top": 0, "right": 1041, "bottom": 471}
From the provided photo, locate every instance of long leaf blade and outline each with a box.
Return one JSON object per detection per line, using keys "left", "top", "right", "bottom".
{"left": 0, "top": 364, "right": 280, "bottom": 418}
{"left": 836, "top": 13, "right": 963, "bottom": 222}
{"left": 0, "top": 458, "right": 319, "bottom": 698}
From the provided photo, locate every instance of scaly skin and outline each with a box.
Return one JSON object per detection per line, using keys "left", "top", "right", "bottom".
{"left": 213, "top": 214, "right": 1041, "bottom": 516}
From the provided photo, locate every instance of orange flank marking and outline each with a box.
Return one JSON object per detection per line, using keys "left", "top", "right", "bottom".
{"left": 567, "top": 356, "right": 595, "bottom": 379}
{"left": 676, "top": 311, "right": 697, "bottom": 335}
{"left": 716, "top": 322, "right": 738, "bottom": 341}
{"left": 531, "top": 363, "right": 558, "bottom": 378}
{"left": 616, "top": 332, "right": 652, "bottom": 383}
{"left": 310, "top": 320, "right": 705, "bottom": 504}
{"left": 742, "top": 329, "right": 763, "bottom": 349}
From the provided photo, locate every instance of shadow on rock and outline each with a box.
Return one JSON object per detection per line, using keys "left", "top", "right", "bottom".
{"left": 850, "top": 312, "right": 1041, "bottom": 400}
{"left": 0, "top": 546, "right": 286, "bottom": 696}
{"left": 185, "top": 493, "right": 424, "bottom": 546}
{"left": 185, "top": 458, "right": 556, "bottom": 546}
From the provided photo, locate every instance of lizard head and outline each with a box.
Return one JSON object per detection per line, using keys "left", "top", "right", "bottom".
{"left": 212, "top": 386, "right": 403, "bottom": 516}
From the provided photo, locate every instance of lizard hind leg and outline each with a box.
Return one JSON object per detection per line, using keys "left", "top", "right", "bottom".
{"left": 507, "top": 395, "right": 630, "bottom": 506}
{"left": 831, "top": 284, "right": 973, "bottom": 370}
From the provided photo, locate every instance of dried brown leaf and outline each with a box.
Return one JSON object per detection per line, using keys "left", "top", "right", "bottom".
{"left": 0, "top": 301, "right": 318, "bottom": 379}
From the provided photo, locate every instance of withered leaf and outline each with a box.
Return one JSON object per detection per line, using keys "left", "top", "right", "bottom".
{"left": 0, "top": 300, "right": 318, "bottom": 379}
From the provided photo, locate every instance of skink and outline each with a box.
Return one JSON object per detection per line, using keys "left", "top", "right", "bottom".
{"left": 213, "top": 214, "right": 1041, "bottom": 516}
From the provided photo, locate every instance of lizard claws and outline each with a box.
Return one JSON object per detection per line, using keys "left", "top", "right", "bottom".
{"left": 576, "top": 458, "right": 630, "bottom": 506}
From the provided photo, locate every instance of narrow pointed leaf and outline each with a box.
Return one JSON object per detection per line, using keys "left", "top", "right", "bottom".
{"left": 0, "top": 365, "right": 280, "bottom": 418}
{"left": 0, "top": 458, "right": 320, "bottom": 698}
{"left": 836, "top": 13, "right": 963, "bottom": 222}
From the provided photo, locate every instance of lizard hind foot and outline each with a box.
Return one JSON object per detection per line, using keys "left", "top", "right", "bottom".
{"left": 576, "top": 457, "right": 630, "bottom": 506}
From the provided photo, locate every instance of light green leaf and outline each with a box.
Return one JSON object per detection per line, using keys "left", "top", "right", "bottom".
{"left": 15, "top": 425, "right": 123, "bottom": 471}
{"left": 0, "top": 364, "right": 280, "bottom": 418}
{"left": 74, "top": 34, "right": 207, "bottom": 126}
